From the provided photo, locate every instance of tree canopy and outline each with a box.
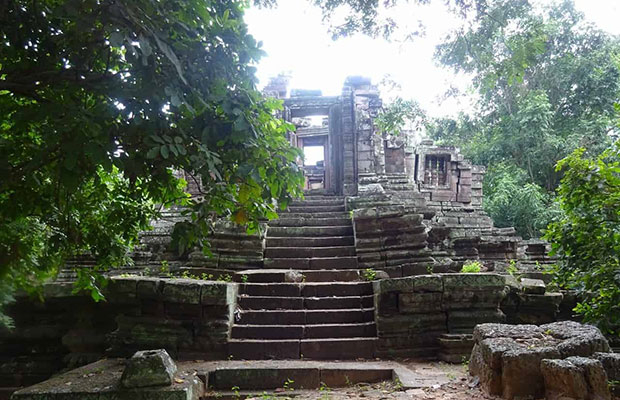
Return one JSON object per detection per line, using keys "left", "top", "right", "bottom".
{"left": 0, "top": 0, "right": 303, "bottom": 311}
{"left": 429, "top": 0, "right": 620, "bottom": 237}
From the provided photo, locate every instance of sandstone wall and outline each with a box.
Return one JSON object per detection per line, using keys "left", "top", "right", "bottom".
{"left": 0, "top": 277, "right": 235, "bottom": 396}
{"left": 351, "top": 205, "right": 432, "bottom": 277}
{"left": 373, "top": 273, "right": 507, "bottom": 358}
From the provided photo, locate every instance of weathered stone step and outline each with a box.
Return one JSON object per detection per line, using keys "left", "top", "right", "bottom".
{"left": 268, "top": 217, "right": 352, "bottom": 227}
{"left": 231, "top": 322, "right": 377, "bottom": 339}
{"left": 236, "top": 308, "right": 375, "bottom": 325}
{"left": 282, "top": 211, "right": 350, "bottom": 219}
{"left": 203, "top": 361, "right": 393, "bottom": 390}
{"left": 264, "top": 246, "right": 356, "bottom": 259}
{"left": 237, "top": 294, "right": 374, "bottom": 310}
{"left": 266, "top": 236, "right": 354, "bottom": 247}
{"left": 233, "top": 269, "right": 363, "bottom": 283}
{"left": 263, "top": 256, "right": 358, "bottom": 270}
{"left": 290, "top": 199, "right": 344, "bottom": 206}
{"left": 301, "top": 338, "right": 377, "bottom": 359}
{"left": 285, "top": 205, "right": 346, "bottom": 213}
{"left": 239, "top": 282, "right": 373, "bottom": 297}
{"left": 238, "top": 296, "right": 303, "bottom": 310}
{"left": 267, "top": 226, "right": 353, "bottom": 237}
{"left": 228, "top": 337, "right": 377, "bottom": 360}
{"left": 228, "top": 339, "right": 300, "bottom": 359}
{"left": 301, "top": 269, "right": 363, "bottom": 282}
{"left": 305, "top": 294, "right": 374, "bottom": 309}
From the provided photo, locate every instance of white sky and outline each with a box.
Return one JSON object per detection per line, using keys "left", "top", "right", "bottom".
{"left": 245, "top": 0, "right": 620, "bottom": 118}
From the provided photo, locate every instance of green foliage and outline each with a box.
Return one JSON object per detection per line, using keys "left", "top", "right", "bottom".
{"left": 179, "top": 270, "right": 232, "bottom": 282}
{"left": 375, "top": 97, "right": 427, "bottom": 137}
{"left": 0, "top": 0, "right": 303, "bottom": 322}
{"left": 231, "top": 385, "right": 240, "bottom": 399}
{"left": 483, "top": 163, "right": 560, "bottom": 238}
{"left": 310, "top": 0, "right": 426, "bottom": 39}
{"left": 431, "top": 0, "right": 620, "bottom": 238}
{"left": 545, "top": 142, "right": 620, "bottom": 336}
{"left": 283, "top": 378, "right": 295, "bottom": 391}
{"left": 506, "top": 259, "right": 520, "bottom": 278}
{"left": 362, "top": 268, "right": 377, "bottom": 281}
{"left": 461, "top": 260, "right": 482, "bottom": 273}
{"left": 433, "top": 1, "right": 620, "bottom": 188}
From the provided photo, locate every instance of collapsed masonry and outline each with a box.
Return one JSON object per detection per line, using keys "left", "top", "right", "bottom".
{"left": 138, "top": 76, "right": 552, "bottom": 278}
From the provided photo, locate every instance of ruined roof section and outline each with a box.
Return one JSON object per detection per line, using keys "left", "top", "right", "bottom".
{"left": 284, "top": 95, "right": 340, "bottom": 117}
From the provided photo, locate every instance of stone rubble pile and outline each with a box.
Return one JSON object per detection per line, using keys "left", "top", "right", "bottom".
{"left": 469, "top": 321, "right": 614, "bottom": 399}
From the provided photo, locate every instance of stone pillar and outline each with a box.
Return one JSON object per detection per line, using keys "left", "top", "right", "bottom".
{"left": 341, "top": 82, "right": 357, "bottom": 195}
{"left": 343, "top": 76, "right": 385, "bottom": 195}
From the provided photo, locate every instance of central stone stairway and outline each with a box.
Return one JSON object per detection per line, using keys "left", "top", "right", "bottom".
{"left": 228, "top": 195, "right": 378, "bottom": 360}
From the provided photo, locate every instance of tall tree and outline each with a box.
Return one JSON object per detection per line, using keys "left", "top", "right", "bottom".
{"left": 434, "top": 0, "right": 620, "bottom": 190}
{"left": 0, "top": 0, "right": 303, "bottom": 311}
{"left": 429, "top": 0, "right": 620, "bottom": 237}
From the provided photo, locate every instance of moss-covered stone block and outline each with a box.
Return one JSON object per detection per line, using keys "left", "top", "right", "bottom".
{"left": 373, "top": 277, "right": 414, "bottom": 294}
{"left": 161, "top": 279, "right": 202, "bottom": 304}
{"left": 443, "top": 273, "right": 505, "bottom": 289}
{"left": 412, "top": 275, "right": 443, "bottom": 292}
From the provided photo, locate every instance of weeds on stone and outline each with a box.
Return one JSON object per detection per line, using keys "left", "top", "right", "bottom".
{"left": 461, "top": 355, "right": 470, "bottom": 372}
{"left": 506, "top": 259, "right": 520, "bottom": 277}
{"left": 319, "top": 381, "right": 331, "bottom": 400}
{"left": 393, "top": 377, "right": 403, "bottom": 390}
{"left": 231, "top": 385, "right": 240, "bottom": 399}
{"left": 362, "top": 268, "right": 377, "bottom": 281}
{"left": 177, "top": 270, "right": 232, "bottom": 282}
{"left": 461, "top": 260, "right": 482, "bottom": 273}
{"left": 283, "top": 378, "right": 295, "bottom": 391}
{"left": 240, "top": 274, "right": 249, "bottom": 283}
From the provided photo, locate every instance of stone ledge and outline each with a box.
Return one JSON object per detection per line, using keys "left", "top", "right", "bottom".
{"left": 11, "top": 359, "right": 204, "bottom": 400}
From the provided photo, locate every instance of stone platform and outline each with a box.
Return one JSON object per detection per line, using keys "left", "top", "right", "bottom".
{"left": 11, "top": 359, "right": 204, "bottom": 400}
{"left": 11, "top": 358, "right": 461, "bottom": 400}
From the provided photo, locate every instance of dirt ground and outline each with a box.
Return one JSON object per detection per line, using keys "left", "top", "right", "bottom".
{"left": 274, "top": 380, "right": 496, "bottom": 400}
{"left": 242, "top": 361, "right": 500, "bottom": 400}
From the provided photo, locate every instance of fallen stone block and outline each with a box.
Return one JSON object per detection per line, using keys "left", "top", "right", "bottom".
{"left": 121, "top": 349, "right": 177, "bottom": 388}
{"left": 520, "top": 278, "right": 546, "bottom": 295}
{"left": 469, "top": 321, "right": 612, "bottom": 399}
{"left": 542, "top": 356, "right": 611, "bottom": 400}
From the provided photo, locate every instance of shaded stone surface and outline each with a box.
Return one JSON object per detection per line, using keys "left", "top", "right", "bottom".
{"left": 120, "top": 349, "right": 177, "bottom": 388}
{"left": 11, "top": 359, "right": 203, "bottom": 400}
{"left": 542, "top": 356, "right": 611, "bottom": 400}
{"left": 469, "top": 321, "right": 611, "bottom": 399}
{"left": 374, "top": 273, "right": 508, "bottom": 358}
{"left": 520, "top": 278, "right": 546, "bottom": 295}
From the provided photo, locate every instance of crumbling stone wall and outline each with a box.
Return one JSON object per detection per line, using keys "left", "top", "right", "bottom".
{"left": 106, "top": 276, "right": 235, "bottom": 360}
{"left": 137, "top": 215, "right": 266, "bottom": 275}
{"left": 0, "top": 284, "right": 115, "bottom": 393}
{"left": 351, "top": 205, "right": 431, "bottom": 277}
{"left": 0, "top": 277, "right": 235, "bottom": 395}
{"left": 373, "top": 273, "right": 507, "bottom": 358}
{"left": 372, "top": 273, "right": 572, "bottom": 360}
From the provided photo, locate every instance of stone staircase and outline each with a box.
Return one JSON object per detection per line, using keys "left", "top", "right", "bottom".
{"left": 264, "top": 195, "right": 358, "bottom": 269}
{"left": 228, "top": 195, "right": 378, "bottom": 360}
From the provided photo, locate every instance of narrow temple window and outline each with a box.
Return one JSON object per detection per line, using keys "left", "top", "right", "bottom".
{"left": 425, "top": 155, "right": 449, "bottom": 186}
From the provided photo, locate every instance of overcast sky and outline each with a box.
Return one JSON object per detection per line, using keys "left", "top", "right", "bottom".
{"left": 245, "top": 0, "right": 620, "bottom": 118}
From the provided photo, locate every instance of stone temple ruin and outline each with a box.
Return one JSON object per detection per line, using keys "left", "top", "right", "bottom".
{"left": 2, "top": 77, "right": 617, "bottom": 399}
